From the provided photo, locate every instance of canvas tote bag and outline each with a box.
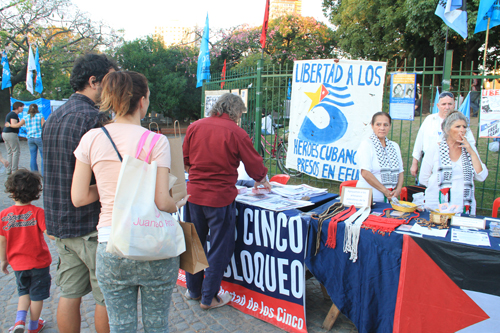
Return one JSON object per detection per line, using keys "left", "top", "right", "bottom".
{"left": 102, "top": 127, "right": 186, "bottom": 260}
{"left": 169, "top": 120, "right": 188, "bottom": 201}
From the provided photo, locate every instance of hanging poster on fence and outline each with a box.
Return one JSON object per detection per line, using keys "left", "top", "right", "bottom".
{"left": 229, "top": 89, "right": 248, "bottom": 112}
{"left": 389, "top": 73, "right": 416, "bottom": 121}
{"left": 204, "top": 90, "right": 230, "bottom": 117}
{"left": 286, "top": 59, "right": 387, "bottom": 181}
{"left": 480, "top": 89, "right": 500, "bottom": 138}
{"left": 177, "top": 203, "right": 309, "bottom": 333}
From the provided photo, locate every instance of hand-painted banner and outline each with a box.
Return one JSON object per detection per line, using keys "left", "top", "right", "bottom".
{"left": 389, "top": 73, "right": 417, "bottom": 121}
{"left": 479, "top": 89, "right": 500, "bottom": 138}
{"left": 177, "top": 203, "right": 309, "bottom": 333}
{"left": 286, "top": 59, "right": 387, "bottom": 181}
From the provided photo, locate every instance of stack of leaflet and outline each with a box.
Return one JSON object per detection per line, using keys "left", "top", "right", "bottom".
{"left": 236, "top": 192, "right": 313, "bottom": 211}
{"left": 270, "top": 183, "right": 328, "bottom": 200}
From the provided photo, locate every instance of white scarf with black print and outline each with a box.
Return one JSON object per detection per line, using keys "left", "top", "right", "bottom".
{"left": 437, "top": 139, "right": 473, "bottom": 207}
{"left": 370, "top": 133, "right": 400, "bottom": 188}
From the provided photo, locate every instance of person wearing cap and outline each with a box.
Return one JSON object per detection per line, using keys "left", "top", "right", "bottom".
{"left": 410, "top": 91, "right": 476, "bottom": 177}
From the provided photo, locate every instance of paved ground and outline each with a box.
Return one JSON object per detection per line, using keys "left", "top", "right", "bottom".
{"left": 0, "top": 140, "right": 358, "bottom": 333}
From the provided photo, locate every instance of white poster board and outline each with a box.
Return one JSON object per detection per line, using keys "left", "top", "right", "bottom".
{"left": 204, "top": 90, "right": 229, "bottom": 117}
{"left": 286, "top": 59, "right": 387, "bottom": 181}
{"left": 230, "top": 89, "right": 248, "bottom": 112}
{"left": 479, "top": 89, "right": 500, "bottom": 138}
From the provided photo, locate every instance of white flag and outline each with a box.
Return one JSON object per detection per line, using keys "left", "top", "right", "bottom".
{"left": 26, "top": 45, "right": 36, "bottom": 94}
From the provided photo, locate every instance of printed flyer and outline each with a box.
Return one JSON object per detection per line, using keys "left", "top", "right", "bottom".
{"left": 479, "top": 89, "right": 500, "bottom": 138}
{"left": 389, "top": 73, "right": 416, "bottom": 121}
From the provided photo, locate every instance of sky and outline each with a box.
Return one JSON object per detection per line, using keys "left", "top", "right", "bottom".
{"left": 71, "top": 0, "right": 330, "bottom": 41}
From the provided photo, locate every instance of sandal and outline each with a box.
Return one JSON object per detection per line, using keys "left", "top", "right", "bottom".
{"left": 200, "top": 291, "right": 232, "bottom": 310}
{"left": 183, "top": 289, "right": 201, "bottom": 301}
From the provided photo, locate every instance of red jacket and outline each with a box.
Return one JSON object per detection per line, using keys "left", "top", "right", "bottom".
{"left": 183, "top": 114, "right": 268, "bottom": 207}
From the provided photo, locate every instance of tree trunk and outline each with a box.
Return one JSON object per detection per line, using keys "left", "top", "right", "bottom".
{"left": 0, "top": 66, "right": 27, "bottom": 122}
{"left": 0, "top": 88, "right": 11, "bottom": 123}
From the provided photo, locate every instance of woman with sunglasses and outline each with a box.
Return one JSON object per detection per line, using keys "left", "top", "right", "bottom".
{"left": 419, "top": 111, "right": 487, "bottom": 214}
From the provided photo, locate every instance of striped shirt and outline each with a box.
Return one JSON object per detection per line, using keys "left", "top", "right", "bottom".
{"left": 42, "top": 93, "right": 105, "bottom": 239}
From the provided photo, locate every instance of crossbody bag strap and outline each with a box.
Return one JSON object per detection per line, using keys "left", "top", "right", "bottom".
{"left": 101, "top": 127, "right": 123, "bottom": 162}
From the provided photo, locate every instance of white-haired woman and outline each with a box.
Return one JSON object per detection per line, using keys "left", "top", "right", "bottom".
{"left": 419, "top": 111, "right": 488, "bottom": 214}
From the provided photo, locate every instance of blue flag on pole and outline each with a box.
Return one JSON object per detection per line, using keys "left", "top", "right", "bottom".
{"left": 432, "top": 87, "right": 440, "bottom": 114}
{"left": 435, "top": 0, "right": 468, "bottom": 39}
{"left": 459, "top": 92, "right": 471, "bottom": 121}
{"left": 287, "top": 78, "right": 291, "bottom": 100}
{"left": 34, "top": 46, "right": 43, "bottom": 94}
{"left": 196, "top": 14, "right": 210, "bottom": 88}
{"left": 1, "top": 51, "right": 12, "bottom": 90}
{"left": 475, "top": 0, "right": 500, "bottom": 33}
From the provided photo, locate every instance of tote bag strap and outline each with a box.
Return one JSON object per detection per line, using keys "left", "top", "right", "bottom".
{"left": 136, "top": 131, "right": 162, "bottom": 162}
{"left": 101, "top": 127, "right": 123, "bottom": 162}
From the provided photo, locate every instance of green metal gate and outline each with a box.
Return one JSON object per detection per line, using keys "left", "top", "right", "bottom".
{"left": 202, "top": 53, "right": 500, "bottom": 215}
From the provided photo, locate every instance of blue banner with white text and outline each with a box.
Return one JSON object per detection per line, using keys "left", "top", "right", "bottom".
{"left": 177, "top": 203, "right": 309, "bottom": 333}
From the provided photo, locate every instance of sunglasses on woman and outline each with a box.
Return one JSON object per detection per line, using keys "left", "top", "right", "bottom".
{"left": 439, "top": 92, "right": 454, "bottom": 99}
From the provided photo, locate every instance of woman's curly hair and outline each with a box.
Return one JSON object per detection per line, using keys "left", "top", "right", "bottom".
{"left": 5, "top": 169, "right": 42, "bottom": 204}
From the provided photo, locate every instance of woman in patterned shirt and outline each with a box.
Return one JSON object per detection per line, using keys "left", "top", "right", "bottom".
{"left": 25, "top": 104, "right": 45, "bottom": 175}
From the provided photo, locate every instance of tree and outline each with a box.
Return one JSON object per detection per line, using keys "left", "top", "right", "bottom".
{"left": 322, "top": 0, "right": 500, "bottom": 72}
{"left": 209, "top": 14, "right": 336, "bottom": 70}
{"left": 115, "top": 37, "right": 201, "bottom": 121}
{"left": 0, "top": 0, "right": 122, "bottom": 119}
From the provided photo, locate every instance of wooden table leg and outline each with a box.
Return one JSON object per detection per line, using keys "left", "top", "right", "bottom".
{"left": 320, "top": 284, "right": 331, "bottom": 300}
{"left": 322, "top": 302, "right": 341, "bottom": 331}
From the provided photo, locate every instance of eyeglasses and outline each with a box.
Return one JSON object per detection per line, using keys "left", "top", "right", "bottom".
{"left": 439, "top": 91, "right": 454, "bottom": 99}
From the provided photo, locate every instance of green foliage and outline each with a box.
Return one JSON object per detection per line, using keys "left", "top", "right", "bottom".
{"left": 0, "top": 0, "right": 122, "bottom": 118}
{"left": 210, "top": 14, "right": 336, "bottom": 70}
{"left": 323, "top": 0, "right": 500, "bottom": 70}
{"left": 115, "top": 37, "right": 201, "bottom": 120}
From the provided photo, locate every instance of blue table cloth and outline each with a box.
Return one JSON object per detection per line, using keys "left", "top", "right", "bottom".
{"left": 305, "top": 200, "right": 500, "bottom": 333}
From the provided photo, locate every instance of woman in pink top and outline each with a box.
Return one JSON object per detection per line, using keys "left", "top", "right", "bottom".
{"left": 71, "top": 71, "right": 188, "bottom": 332}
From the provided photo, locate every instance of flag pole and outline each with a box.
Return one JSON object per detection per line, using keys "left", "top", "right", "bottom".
{"left": 260, "top": 0, "right": 269, "bottom": 60}
{"left": 483, "top": 17, "right": 491, "bottom": 80}
{"left": 442, "top": 27, "right": 449, "bottom": 87}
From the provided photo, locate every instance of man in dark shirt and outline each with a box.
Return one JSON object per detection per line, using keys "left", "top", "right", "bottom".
{"left": 183, "top": 93, "right": 271, "bottom": 310}
{"left": 43, "top": 53, "right": 117, "bottom": 333}
{"left": 2, "top": 101, "right": 24, "bottom": 174}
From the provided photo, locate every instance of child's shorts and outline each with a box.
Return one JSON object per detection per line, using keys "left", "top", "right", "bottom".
{"left": 14, "top": 266, "right": 51, "bottom": 301}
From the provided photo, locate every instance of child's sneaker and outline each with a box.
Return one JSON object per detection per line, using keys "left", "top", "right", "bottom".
{"left": 9, "top": 320, "right": 25, "bottom": 333}
{"left": 27, "top": 319, "right": 45, "bottom": 333}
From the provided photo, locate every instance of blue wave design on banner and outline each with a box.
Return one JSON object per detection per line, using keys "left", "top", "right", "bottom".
{"left": 298, "top": 84, "right": 352, "bottom": 144}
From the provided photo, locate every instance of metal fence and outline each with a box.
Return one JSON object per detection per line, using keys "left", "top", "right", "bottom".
{"left": 201, "top": 52, "right": 500, "bottom": 214}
